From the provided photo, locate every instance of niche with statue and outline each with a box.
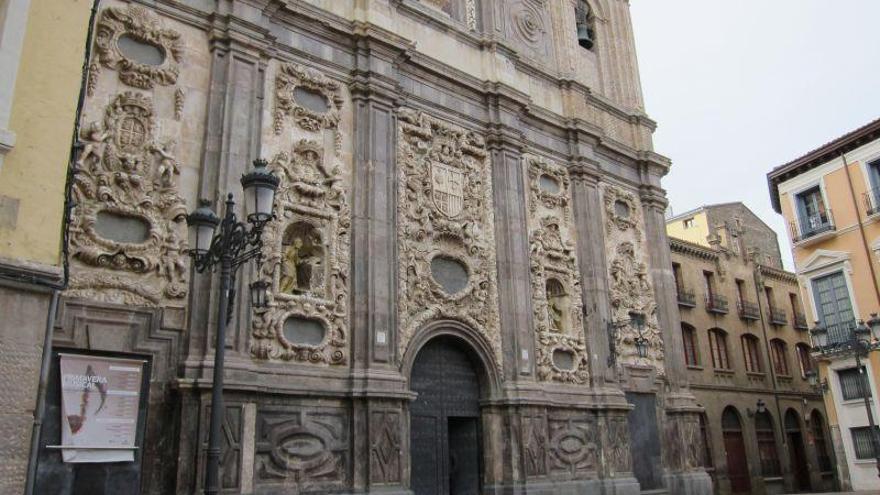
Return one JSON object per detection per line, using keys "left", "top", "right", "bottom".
{"left": 279, "top": 221, "right": 325, "bottom": 296}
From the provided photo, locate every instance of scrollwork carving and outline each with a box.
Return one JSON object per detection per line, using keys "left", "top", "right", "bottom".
{"left": 397, "top": 108, "right": 501, "bottom": 364}
{"left": 526, "top": 155, "right": 589, "bottom": 384}
{"left": 69, "top": 92, "right": 188, "bottom": 305}
{"left": 274, "top": 63, "right": 344, "bottom": 134}
{"left": 251, "top": 139, "right": 350, "bottom": 365}
{"left": 604, "top": 185, "right": 639, "bottom": 234}
{"left": 91, "top": 6, "right": 183, "bottom": 93}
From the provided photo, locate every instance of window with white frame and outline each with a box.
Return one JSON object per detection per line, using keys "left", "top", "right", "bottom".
{"left": 794, "top": 186, "right": 832, "bottom": 238}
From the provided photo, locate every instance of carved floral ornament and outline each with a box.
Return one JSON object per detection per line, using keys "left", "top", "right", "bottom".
{"left": 608, "top": 241, "right": 664, "bottom": 368}
{"left": 251, "top": 139, "right": 351, "bottom": 365}
{"left": 67, "top": 91, "right": 188, "bottom": 306}
{"left": 274, "top": 63, "right": 344, "bottom": 134}
{"left": 396, "top": 107, "right": 502, "bottom": 364}
{"left": 526, "top": 155, "right": 590, "bottom": 384}
{"left": 89, "top": 5, "right": 184, "bottom": 95}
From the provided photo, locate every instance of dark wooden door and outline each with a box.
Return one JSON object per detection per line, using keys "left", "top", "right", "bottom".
{"left": 788, "top": 431, "right": 810, "bottom": 490}
{"left": 410, "top": 338, "right": 481, "bottom": 495}
{"left": 625, "top": 393, "right": 662, "bottom": 490}
{"left": 723, "top": 431, "right": 750, "bottom": 493}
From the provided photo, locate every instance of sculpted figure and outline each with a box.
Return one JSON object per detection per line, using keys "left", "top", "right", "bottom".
{"left": 152, "top": 140, "right": 179, "bottom": 187}
{"left": 76, "top": 122, "right": 109, "bottom": 170}
{"left": 279, "top": 238, "right": 303, "bottom": 293}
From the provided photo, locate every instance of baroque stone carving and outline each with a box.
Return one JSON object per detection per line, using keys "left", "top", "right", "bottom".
{"left": 605, "top": 416, "right": 632, "bottom": 473}
{"left": 256, "top": 408, "right": 349, "bottom": 486}
{"left": 369, "top": 410, "right": 401, "bottom": 483}
{"left": 603, "top": 184, "right": 664, "bottom": 370}
{"left": 174, "top": 87, "right": 184, "bottom": 121}
{"left": 666, "top": 414, "right": 703, "bottom": 471}
{"left": 68, "top": 91, "right": 188, "bottom": 305}
{"left": 90, "top": 5, "right": 183, "bottom": 94}
{"left": 397, "top": 108, "right": 501, "bottom": 364}
{"left": 251, "top": 140, "right": 350, "bottom": 365}
{"left": 274, "top": 63, "right": 344, "bottom": 135}
{"left": 526, "top": 156, "right": 589, "bottom": 384}
{"left": 465, "top": 0, "right": 478, "bottom": 31}
{"left": 522, "top": 412, "right": 548, "bottom": 477}
{"left": 548, "top": 414, "right": 598, "bottom": 475}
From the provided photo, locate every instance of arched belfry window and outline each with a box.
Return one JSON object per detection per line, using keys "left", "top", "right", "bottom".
{"left": 575, "top": 0, "right": 596, "bottom": 50}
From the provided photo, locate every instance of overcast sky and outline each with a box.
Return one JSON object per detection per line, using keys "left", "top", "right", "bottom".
{"left": 630, "top": 0, "right": 880, "bottom": 270}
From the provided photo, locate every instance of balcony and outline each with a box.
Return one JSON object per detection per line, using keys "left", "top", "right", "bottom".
{"left": 737, "top": 300, "right": 760, "bottom": 320}
{"left": 790, "top": 210, "right": 835, "bottom": 244}
{"left": 706, "top": 293, "right": 729, "bottom": 314}
{"left": 769, "top": 307, "right": 788, "bottom": 326}
{"left": 824, "top": 320, "right": 858, "bottom": 346}
{"left": 793, "top": 312, "right": 808, "bottom": 330}
{"left": 864, "top": 187, "right": 880, "bottom": 216}
{"left": 677, "top": 287, "right": 696, "bottom": 308}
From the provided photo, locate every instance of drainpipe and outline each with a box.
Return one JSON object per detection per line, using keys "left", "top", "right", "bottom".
{"left": 840, "top": 152, "right": 880, "bottom": 310}
{"left": 22, "top": 1, "right": 99, "bottom": 493}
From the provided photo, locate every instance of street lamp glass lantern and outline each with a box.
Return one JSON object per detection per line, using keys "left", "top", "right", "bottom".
{"left": 241, "top": 159, "right": 279, "bottom": 224}
{"left": 249, "top": 279, "right": 270, "bottom": 309}
{"left": 810, "top": 322, "right": 828, "bottom": 349}
{"left": 855, "top": 320, "right": 871, "bottom": 341}
{"left": 635, "top": 337, "right": 649, "bottom": 359}
{"left": 867, "top": 313, "right": 880, "bottom": 340}
{"left": 805, "top": 369, "right": 818, "bottom": 387}
{"left": 187, "top": 200, "right": 220, "bottom": 254}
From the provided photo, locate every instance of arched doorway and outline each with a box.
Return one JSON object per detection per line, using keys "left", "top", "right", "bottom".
{"left": 810, "top": 410, "right": 832, "bottom": 473}
{"left": 410, "top": 336, "right": 483, "bottom": 495}
{"left": 785, "top": 409, "right": 811, "bottom": 491}
{"left": 722, "top": 407, "right": 751, "bottom": 494}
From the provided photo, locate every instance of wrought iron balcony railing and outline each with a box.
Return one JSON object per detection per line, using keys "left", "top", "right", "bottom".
{"left": 677, "top": 287, "right": 696, "bottom": 308}
{"left": 823, "top": 320, "right": 859, "bottom": 347}
{"left": 769, "top": 307, "right": 788, "bottom": 326}
{"left": 737, "top": 300, "right": 760, "bottom": 320}
{"left": 790, "top": 210, "right": 835, "bottom": 243}
{"left": 864, "top": 187, "right": 880, "bottom": 216}
{"left": 794, "top": 312, "right": 808, "bottom": 330}
{"left": 706, "top": 293, "right": 729, "bottom": 314}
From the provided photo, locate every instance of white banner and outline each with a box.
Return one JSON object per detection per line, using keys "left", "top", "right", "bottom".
{"left": 59, "top": 354, "right": 144, "bottom": 463}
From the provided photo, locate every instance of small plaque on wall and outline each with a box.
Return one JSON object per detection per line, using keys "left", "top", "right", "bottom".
{"left": 55, "top": 353, "right": 145, "bottom": 463}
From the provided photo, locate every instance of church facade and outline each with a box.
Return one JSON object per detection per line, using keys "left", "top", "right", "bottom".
{"left": 26, "top": 0, "right": 712, "bottom": 493}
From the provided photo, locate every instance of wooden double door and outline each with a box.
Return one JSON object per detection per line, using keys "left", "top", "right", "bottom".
{"left": 410, "top": 337, "right": 482, "bottom": 495}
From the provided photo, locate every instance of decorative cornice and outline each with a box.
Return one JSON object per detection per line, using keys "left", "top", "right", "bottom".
{"left": 669, "top": 237, "right": 718, "bottom": 261}
{"left": 757, "top": 264, "right": 798, "bottom": 284}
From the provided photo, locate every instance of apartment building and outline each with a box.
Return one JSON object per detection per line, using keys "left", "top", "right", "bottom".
{"left": 768, "top": 118, "right": 880, "bottom": 491}
{"left": 668, "top": 203, "right": 834, "bottom": 495}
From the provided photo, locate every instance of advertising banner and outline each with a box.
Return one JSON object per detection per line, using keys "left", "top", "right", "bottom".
{"left": 59, "top": 354, "right": 145, "bottom": 463}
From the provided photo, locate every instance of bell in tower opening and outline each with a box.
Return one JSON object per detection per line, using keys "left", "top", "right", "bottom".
{"left": 576, "top": 0, "right": 595, "bottom": 50}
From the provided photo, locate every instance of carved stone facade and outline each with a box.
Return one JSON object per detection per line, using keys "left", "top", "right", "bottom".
{"left": 20, "top": 1, "right": 714, "bottom": 494}
{"left": 396, "top": 108, "right": 501, "bottom": 365}
{"left": 602, "top": 184, "right": 665, "bottom": 370}
{"left": 526, "top": 155, "right": 590, "bottom": 384}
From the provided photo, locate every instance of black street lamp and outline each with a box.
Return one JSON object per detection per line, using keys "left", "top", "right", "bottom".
{"left": 187, "top": 159, "right": 279, "bottom": 495}
{"left": 607, "top": 312, "right": 648, "bottom": 366}
{"left": 811, "top": 318, "right": 880, "bottom": 478}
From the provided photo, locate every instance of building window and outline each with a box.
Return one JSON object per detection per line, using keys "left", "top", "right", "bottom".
{"left": 574, "top": 0, "right": 595, "bottom": 50}
{"left": 851, "top": 426, "right": 880, "bottom": 459}
{"left": 755, "top": 411, "right": 781, "bottom": 477}
{"left": 811, "top": 410, "right": 832, "bottom": 471}
{"left": 734, "top": 279, "right": 746, "bottom": 306}
{"left": 683, "top": 217, "right": 695, "bottom": 229}
{"left": 770, "top": 339, "right": 789, "bottom": 375}
{"left": 795, "top": 186, "right": 832, "bottom": 237}
{"left": 796, "top": 344, "right": 812, "bottom": 378}
{"left": 742, "top": 334, "right": 762, "bottom": 373}
{"left": 709, "top": 329, "right": 730, "bottom": 370}
{"left": 682, "top": 323, "right": 699, "bottom": 366}
{"left": 839, "top": 367, "right": 871, "bottom": 401}
{"left": 812, "top": 271, "right": 855, "bottom": 345}
{"left": 672, "top": 262, "right": 683, "bottom": 292}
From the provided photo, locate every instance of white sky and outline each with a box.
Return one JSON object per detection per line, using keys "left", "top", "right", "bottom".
{"left": 630, "top": 0, "right": 880, "bottom": 270}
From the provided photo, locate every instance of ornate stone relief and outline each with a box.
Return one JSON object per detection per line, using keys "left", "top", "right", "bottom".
{"left": 67, "top": 91, "right": 188, "bottom": 306}
{"left": 369, "top": 410, "right": 401, "bottom": 483}
{"left": 526, "top": 155, "right": 589, "bottom": 384}
{"left": 605, "top": 415, "right": 632, "bottom": 473}
{"left": 602, "top": 184, "right": 664, "bottom": 371}
{"left": 274, "top": 63, "right": 344, "bottom": 136}
{"left": 397, "top": 108, "right": 501, "bottom": 364}
{"left": 503, "top": 0, "right": 555, "bottom": 64}
{"left": 521, "top": 409, "right": 599, "bottom": 479}
{"left": 250, "top": 139, "right": 350, "bottom": 365}
{"left": 255, "top": 408, "right": 349, "bottom": 486}
{"left": 89, "top": 5, "right": 183, "bottom": 95}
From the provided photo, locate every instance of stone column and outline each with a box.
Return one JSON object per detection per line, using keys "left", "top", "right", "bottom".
{"left": 348, "top": 34, "right": 410, "bottom": 495}
{"left": 486, "top": 113, "right": 535, "bottom": 382}
{"left": 639, "top": 181, "right": 712, "bottom": 494}
{"left": 569, "top": 162, "right": 614, "bottom": 387}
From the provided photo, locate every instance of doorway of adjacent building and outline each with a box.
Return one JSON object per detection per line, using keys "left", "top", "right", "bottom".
{"left": 722, "top": 407, "right": 751, "bottom": 494}
{"left": 785, "top": 409, "right": 811, "bottom": 491}
{"left": 410, "top": 337, "right": 482, "bottom": 495}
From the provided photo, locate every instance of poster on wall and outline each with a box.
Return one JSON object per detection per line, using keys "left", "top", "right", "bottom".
{"left": 58, "top": 353, "right": 145, "bottom": 463}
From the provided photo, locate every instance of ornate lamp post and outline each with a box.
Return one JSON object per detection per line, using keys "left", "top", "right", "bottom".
{"left": 811, "top": 318, "right": 880, "bottom": 478}
{"left": 187, "top": 159, "right": 279, "bottom": 495}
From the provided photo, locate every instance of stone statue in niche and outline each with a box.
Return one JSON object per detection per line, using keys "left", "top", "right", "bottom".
{"left": 279, "top": 222, "right": 324, "bottom": 294}
{"left": 546, "top": 278, "right": 567, "bottom": 333}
